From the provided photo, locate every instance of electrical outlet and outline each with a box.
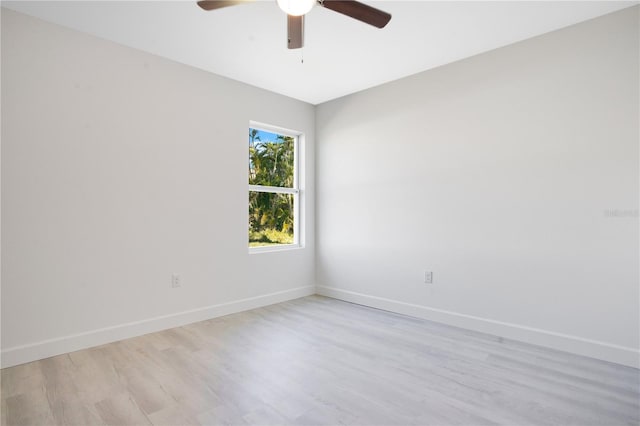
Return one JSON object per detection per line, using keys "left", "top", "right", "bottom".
{"left": 424, "top": 271, "right": 433, "bottom": 284}
{"left": 171, "top": 273, "right": 181, "bottom": 288}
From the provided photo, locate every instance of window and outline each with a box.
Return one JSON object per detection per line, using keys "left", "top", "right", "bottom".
{"left": 248, "top": 125, "right": 299, "bottom": 250}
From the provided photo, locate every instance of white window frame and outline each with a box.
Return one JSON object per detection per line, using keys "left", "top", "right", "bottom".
{"left": 249, "top": 122, "right": 301, "bottom": 253}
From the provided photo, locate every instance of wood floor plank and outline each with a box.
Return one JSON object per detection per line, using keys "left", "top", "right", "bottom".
{"left": 5, "top": 391, "right": 56, "bottom": 426}
{"left": 1, "top": 361, "right": 45, "bottom": 400}
{"left": 2, "top": 295, "right": 638, "bottom": 426}
{"left": 196, "top": 404, "right": 249, "bottom": 426}
{"left": 95, "top": 393, "right": 152, "bottom": 425}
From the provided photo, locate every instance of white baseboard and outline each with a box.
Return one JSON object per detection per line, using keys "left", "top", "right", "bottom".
{"left": 316, "top": 286, "right": 639, "bottom": 369}
{"left": 5, "top": 285, "right": 637, "bottom": 369}
{"left": 1, "top": 285, "right": 315, "bottom": 368}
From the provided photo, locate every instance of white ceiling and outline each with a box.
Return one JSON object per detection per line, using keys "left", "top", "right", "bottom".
{"left": 3, "top": 1, "right": 636, "bottom": 104}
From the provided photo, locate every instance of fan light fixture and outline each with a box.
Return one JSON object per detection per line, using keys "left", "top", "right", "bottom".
{"left": 197, "top": 0, "right": 392, "bottom": 50}
{"left": 276, "top": 0, "right": 316, "bottom": 16}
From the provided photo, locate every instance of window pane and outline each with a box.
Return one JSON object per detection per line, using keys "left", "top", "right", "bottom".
{"left": 249, "top": 128, "right": 294, "bottom": 188}
{"left": 249, "top": 191, "right": 294, "bottom": 247}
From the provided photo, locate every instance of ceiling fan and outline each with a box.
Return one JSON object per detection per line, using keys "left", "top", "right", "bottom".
{"left": 197, "top": 0, "right": 392, "bottom": 49}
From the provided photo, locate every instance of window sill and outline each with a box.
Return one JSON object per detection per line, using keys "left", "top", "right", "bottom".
{"left": 249, "top": 244, "right": 303, "bottom": 254}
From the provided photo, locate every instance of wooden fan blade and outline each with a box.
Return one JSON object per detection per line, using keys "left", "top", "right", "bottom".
{"left": 287, "top": 15, "right": 304, "bottom": 49}
{"left": 321, "top": 0, "right": 391, "bottom": 28}
{"left": 197, "top": 0, "right": 255, "bottom": 11}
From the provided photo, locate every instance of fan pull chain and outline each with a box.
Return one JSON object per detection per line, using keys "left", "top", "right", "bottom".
{"left": 301, "top": 48, "right": 304, "bottom": 64}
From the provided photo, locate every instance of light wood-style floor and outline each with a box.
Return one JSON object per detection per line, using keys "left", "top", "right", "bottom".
{"left": 2, "top": 295, "right": 639, "bottom": 426}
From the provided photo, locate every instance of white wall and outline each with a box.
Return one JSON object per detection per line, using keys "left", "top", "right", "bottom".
{"left": 316, "top": 6, "right": 639, "bottom": 367}
{"left": 1, "top": 9, "right": 315, "bottom": 367}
